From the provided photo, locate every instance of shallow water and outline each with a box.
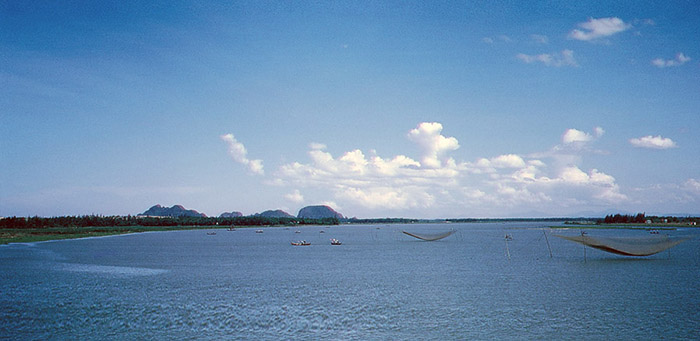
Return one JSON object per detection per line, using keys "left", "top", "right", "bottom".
{"left": 1, "top": 223, "right": 699, "bottom": 339}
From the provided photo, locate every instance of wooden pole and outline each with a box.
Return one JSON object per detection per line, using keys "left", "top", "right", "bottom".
{"left": 543, "top": 230, "right": 553, "bottom": 258}
{"left": 505, "top": 234, "right": 512, "bottom": 260}
{"left": 581, "top": 230, "right": 587, "bottom": 262}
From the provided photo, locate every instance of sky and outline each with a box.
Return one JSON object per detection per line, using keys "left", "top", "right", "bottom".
{"left": 1, "top": 1, "right": 699, "bottom": 218}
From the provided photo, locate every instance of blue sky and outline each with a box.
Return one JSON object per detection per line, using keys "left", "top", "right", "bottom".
{"left": 2, "top": 1, "right": 699, "bottom": 218}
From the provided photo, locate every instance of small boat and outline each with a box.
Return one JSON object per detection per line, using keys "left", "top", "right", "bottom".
{"left": 330, "top": 238, "right": 342, "bottom": 245}
{"left": 291, "top": 240, "right": 310, "bottom": 246}
{"left": 206, "top": 232, "right": 216, "bottom": 236}
{"left": 255, "top": 230, "right": 264, "bottom": 234}
{"left": 295, "top": 230, "right": 301, "bottom": 234}
{"left": 319, "top": 230, "right": 325, "bottom": 234}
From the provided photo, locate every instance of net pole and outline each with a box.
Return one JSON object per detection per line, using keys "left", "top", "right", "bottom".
{"left": 543, "top": 230, "right": 553, "bottom": 258}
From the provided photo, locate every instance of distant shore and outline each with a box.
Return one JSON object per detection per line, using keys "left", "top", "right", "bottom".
{"left": 0, "top": 225, "right": 226, "bottom": 245}
{"left": 3, "top": 220, "right": 698, "bottom": 245}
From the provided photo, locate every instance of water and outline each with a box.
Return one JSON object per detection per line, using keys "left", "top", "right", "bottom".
{"left": 1, "top": 223, "right": 699, "bottom": 340}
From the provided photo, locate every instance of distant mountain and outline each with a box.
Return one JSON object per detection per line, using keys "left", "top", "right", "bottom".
{"left": 138, "top": 204, "right": 206, "bottom": 217}
{"left": 254, "top": 210, "right": 295, "bottom": 218}
{"left": 297, "top": 205, "right": 344, "bottom": 219}
{"left": 219, "top": 211, "right": 243, "bottom": 218}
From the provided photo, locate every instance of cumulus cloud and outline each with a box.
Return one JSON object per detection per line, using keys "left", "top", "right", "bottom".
{"left": 652, "top": 53, "right": 691, "bottom": 68}
{"left": 568, "top": 17, "right": 631, "bottom": 41}
{"left": 407, "top": 122, "right": 460, "bottom": 168}
{"left": 491, "top": 154, "right": 527, "bottom": 168}
{"left": 285, "top": 189, "right": 304, "bottom": 203}
{"left": 629, "top": 135, "right": 677, "bottom": 149}
{"left": 268, "top": 122, "right": 633, "bottom": 216}
{"left": 517, "top": 49, "right": 578, "bottom": 67}
{"left": 562, "top": 127, "right": 604, "bottom": 144}
{"left": 685, "top": 179, "right": 700, "bottom": 194}
{"left": 220, "top": 133, "right": 264, "bottom": 175}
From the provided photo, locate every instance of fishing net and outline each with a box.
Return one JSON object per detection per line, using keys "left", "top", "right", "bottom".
{"left": 555, "top": 234, "right": 689, "bottom": 256}
{"left": 402, "top": 230, "right": 455, "bottom": 241}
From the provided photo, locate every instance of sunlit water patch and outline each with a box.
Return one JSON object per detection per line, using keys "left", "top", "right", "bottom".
{"left": 58, "top": 263, "right": 168, "bottom": 276}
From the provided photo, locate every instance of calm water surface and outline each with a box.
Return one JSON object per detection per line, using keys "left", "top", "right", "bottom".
{"left": 1, "top": 222, "right": 699, "bottom": 340}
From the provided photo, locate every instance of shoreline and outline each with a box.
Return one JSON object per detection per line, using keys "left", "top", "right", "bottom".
{"left": 3, "top": 221, "right": 697, "bottom": 245}
{"left": 0, "top": 225, "right": 227, "bottom": 246}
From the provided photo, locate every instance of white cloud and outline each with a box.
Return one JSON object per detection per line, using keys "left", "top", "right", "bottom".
{"left": 309, "top": 142, "right": 327, "bottom": 150}
{"left": 568, "top": 17, "right": 631, "bottom": 41}
{"left": 285, "top": 189, "right": 304, "bottom": 203}
{"left": 269, "top": 123, "right": 635, "bottom": 217}
{"left": 406, "top": 122, "right": 460, "bottom": 168}
{"left": 562, "top": 127, "right": 603, "bottom": 144}
{"left": 491, "top": 154, "right": 526, "bottom": 168}
{"left": 562, "top": 128, "right": 592, "bottom": 144}
{"left": 629, "top": 135, "right": 677, "bottom": 149}
{"left": 220, "top": 133, "right": 265, "bottom": 175}
{"left": 337, "top": 185, "right": 435, "bottom": 210}
{"left": 685, "top": 179, "right": 700, "bottom": 194}
{"left": 517, "top": 49, "right": 578, "bottom": 67}
{"left": 652, "top": 53, "right": 691, "bottom": 68}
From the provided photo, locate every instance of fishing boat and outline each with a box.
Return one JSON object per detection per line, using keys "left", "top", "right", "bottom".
{"left": 330, "top": 238, "right": 342, "bottom": 245}
{"left": 291, "top": 240, "right": 310, "bottom": 246}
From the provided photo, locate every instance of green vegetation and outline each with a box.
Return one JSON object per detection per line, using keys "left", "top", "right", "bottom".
{"left": 598, "top": 213, "right": 698, "bottom": 225}
{"left": 0, "top": 225, "right": 213, "bottom": 244}
{"left": 0, "top": 215, "right": 340, "bottom": 245}
{"left": 558, "top": 213, "right": 699, "bottom": 229}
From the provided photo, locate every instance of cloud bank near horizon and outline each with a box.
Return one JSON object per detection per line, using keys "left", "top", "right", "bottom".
{"left": 220, "top": 122, "right": 694, "bottom": 217}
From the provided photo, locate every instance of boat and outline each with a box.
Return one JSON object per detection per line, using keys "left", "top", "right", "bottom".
{"left": 206, "top": 232, "right": 216, "bottom": 235}
{"left": 255, "top": 230, "right": 264, "bottom": 234}
{"left": 330, "top": 238, "right": 342, "bottom": 245}
{"left": 555, "top": 233, "right": 689, "bottom": 256}
{"left": 291, "top": 240, "right": 310, "bottom": 246}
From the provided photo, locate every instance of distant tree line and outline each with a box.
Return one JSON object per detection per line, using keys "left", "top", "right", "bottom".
{"left": 601, "top": 213, "right": 647, "bottom": 224}
{"left": 599, "top": 213, "right": 698, "bottom": 224}
{"left": 0, "top": 215, "right": 340, "bottom": 229}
